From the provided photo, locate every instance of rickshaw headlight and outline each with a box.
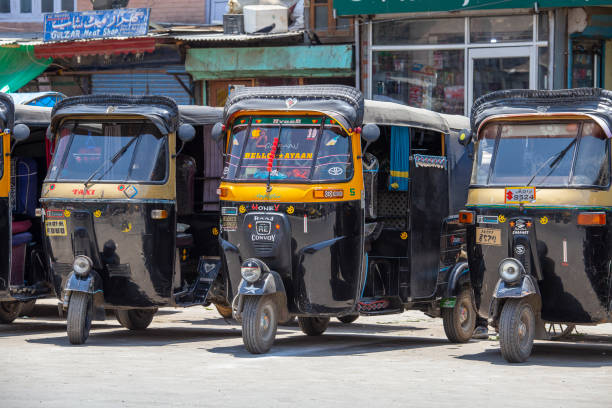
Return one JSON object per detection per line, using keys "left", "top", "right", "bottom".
{"left": 241, "top": 260, "right": 262, "bottom": 283}
{"left": 498, "top": 258, "right": 524, "bottom": 283}
{"left": 73, "top": 255, "right": 93, "bottom": 277}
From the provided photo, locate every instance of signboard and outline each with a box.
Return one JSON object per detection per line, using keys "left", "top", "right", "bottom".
{"left": 43, "top": 8, "right": 150, "bottom": 42}
{"left": 334, "top": 0, "right": 612, "bottom": 16}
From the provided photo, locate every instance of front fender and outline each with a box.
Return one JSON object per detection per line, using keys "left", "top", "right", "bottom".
{"left": 238, "top": 271, "right": 285, "bottom": 296}
{"left": 493, "top": 275, "right": 539, "bottom": 299}
{"left": 64, "top": 270, "right": 103, "bottom": 294}
{"left": 445, "top": 262, "right": 470, "bottom": 298}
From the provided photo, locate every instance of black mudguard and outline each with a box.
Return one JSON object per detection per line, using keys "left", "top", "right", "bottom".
{"left": 236, "top": 271, "right": 289, "bottom": 323}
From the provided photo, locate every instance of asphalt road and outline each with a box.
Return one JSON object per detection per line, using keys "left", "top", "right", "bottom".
{"left": 1, "top": 300, "right": 611, "bottom": 408}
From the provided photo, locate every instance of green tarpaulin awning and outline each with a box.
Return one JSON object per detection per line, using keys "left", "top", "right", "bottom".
{"left": 186, "top": 45, "right": 353, "bottom": 80}
{"left": 335, "top": 0, "right": 612, "bottom": 16}
{"left": 0, "top": 45, "right": 52, "bottom": 93}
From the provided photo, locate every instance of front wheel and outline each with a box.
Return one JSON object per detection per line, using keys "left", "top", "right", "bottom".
{"left": 115, "top": 309, "right": 156, "bottom": 330}
{"left": 0, "top": 301, "right": 23, "bottom": 323}
{"left": 442, "top": 287, "right": 476, "bottom": 343}
{"left": 66, "top": 292, "right": 92, "bottom": 345}
{"left": 499, "top": 298, "right": 536, "bottom": 363}
{"left": 298, "top": 316, "right": 330, "bottom": 336}
{"left": 242, "top": 296, "right": 278, "bottom": 354}
{"left": 337, "top": 314, "right": 359, "bottom": 324}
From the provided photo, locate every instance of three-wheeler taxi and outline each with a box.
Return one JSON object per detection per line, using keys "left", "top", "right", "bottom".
{"left": 461, "top": 88, "right": 612, "bottom": 362}
{"left": 41, "top": 95, "right": 226, "bottom": 344}
{"left": 353, "top": 100, "right": 478, "bottom": 341}
{"left": 213, "top": 86, "right": 476, "bottom": 353}
{"left": 0, "top": 96, "right": 55, "bottom": 322}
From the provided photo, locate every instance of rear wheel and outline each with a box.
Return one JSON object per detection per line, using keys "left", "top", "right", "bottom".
{"left": 242, "top": 296, "right": 278, "bottom": 354}
{"left": 499, "top": 298, "right": 536, "bottom": 363}
{"left": 337, "top": 314, "right": 359, "bottom": 324}
{"left": 214, "top": 303, "right": 233, "bottom": 319}
{"left": 20, "top": 300, "right": 36, "bottom": 316}
{"left": 115, "top": 309, "right": 156, "bottom": 330}
{"left": 67, "top": 292, "right": 92, "bottom": 345}
{"left": 298, "top": 316, "right": 330, "bottom": 336}
{"left": 0, "top": 301, "right": 23, "bottom": 323}
{"left": 442, "top": 287, "right": 476, "bottom": 343}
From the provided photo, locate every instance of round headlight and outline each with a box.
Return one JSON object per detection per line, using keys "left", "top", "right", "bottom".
{"left": 498, "top": 258, "right": 523, "bottom": 283}
{"left": 73, "top": 255, "right": 93, "bottom": 277}
{"left": 241, "top": 259, "right": 262, "bottom": 283}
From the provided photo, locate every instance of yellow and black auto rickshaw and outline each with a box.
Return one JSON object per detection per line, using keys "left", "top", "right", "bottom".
{"left": 0, "top": 95, "right": 55, "bottom": 323}
{"left": 461, "top": 88, "right": 612, "bottom": 362}
{"left": 213, "top": 86, "right": 475, "bottom": 353}
{"left": 41, "top": 95, "right": 226, "bottom": 344}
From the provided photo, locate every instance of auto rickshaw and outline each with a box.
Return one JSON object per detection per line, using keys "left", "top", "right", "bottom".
{"left": 0, "top": 96, "right": 55, "bottom": 323}
{"left": 352, "top": 100, "right": 478, "bottom": 341}
{"left": 461, "top": 88, "right": 612, "bottom": 362}
{"left": 213, "top": 86, "right": 475, "bottom": 353}
{"left": 41, "top": 95, "right": 226, "bottom": 344}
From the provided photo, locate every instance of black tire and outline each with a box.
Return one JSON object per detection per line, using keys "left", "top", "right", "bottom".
{"left": 214, "top": 303, "right": 233, "bottom": 319}
{"left": 115, "top": 309, "right": 156, "bottom": 330}
{"left": 0, "top": 301, "right": 23, "bottom": 324}
{"left": 298, "top": 316, "right": 330, "bottom": 336}
{"left": 499, "top": 298, "right": 536, "bottom": 363}
{"left": 20, "top": 300, "right": 36, "bottom": 316}
{"left": 242, "top": 296, "right": 278, "bottom": 354}
{"left": 442, "top": 287, "right": 476, "bottom": 343}
{"left": 67, "top": 292, "right": 92, "bottom": 345}
{"left": 337, "top": 314, "right": 359, "bottom": 324}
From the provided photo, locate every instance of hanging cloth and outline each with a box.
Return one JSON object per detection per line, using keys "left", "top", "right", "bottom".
{"left": 389, "top": 126, "right": 410, "bottom": 191}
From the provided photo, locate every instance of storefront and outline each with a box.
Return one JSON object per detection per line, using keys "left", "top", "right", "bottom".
{"left": 335, "top": 1, "right": 612, "bottom": 115}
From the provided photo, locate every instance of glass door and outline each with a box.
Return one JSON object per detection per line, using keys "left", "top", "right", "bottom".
{"left": 468, "top": 47, "right": 536, "bottom": 114}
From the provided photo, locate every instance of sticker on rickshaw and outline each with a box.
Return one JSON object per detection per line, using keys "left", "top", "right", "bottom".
{"left": 504, "top": 187, "right": 535, "bottom": 204}
{"left": 45, "top": 219, "right": 67, "bottom": 236}
{"left": 476, "top": 227, "right": 502, "bottom": 246}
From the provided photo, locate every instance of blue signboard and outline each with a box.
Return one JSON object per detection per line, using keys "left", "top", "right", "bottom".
{"left": 43, "top": 8, "right": 150, "bottom": 42}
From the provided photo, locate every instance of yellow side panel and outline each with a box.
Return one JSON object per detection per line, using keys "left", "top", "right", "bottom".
{"left": 0, "top": 133, "right": 9, "bottom": 198}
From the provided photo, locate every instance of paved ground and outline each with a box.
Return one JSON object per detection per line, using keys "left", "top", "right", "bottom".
{"left": 1, "top": 299, "right": 611, "bottom": 408}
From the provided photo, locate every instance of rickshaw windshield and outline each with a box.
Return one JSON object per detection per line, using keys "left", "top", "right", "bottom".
{"left": 471, "top": 120, "right": 610, "bottom": 187}
{"left": 223, "top": 116, "right": 353, "bottom": 183}
{"left": 46, "top": 120, "right": 168, "bottom": 183}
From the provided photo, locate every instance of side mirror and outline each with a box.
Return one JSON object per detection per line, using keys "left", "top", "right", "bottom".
{"left": 361, "top": 124, "right": 380, "bottom": 144}
{"left": 211, "top": 122, "right": 225, "bottom": 142}
{"left": 178, "top": 123, "right": 196, "bottom": 143}
{"left": 12, "top": 124, "right": 30, "bottom": 142}
{"left": 46, "top": 126, "right": 53, "bottom": 141}
{"left": 458, "top": 129, "right": 472, "bottom": 146}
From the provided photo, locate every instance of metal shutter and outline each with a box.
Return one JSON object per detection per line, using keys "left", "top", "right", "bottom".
{"left": 91, "top": 65, "right": 192, "bottom": 105}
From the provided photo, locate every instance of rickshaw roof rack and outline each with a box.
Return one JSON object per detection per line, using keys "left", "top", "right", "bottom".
{"left": 51, "top": 94, "right": 179, "bottom": 134}
{"left": 15, "top": 105, "right": 51, "bottom": 128}
{"left": 178, "top": 105, "right": 223, "bottom": 126}
{"left": 471, "top": 88, "right": 612, "bottom": 132}
{"left": 0, "top": 92, "right": 15, "bottom": 128}
{"left": 224, "top": 85, "right": 364, "bottom": 129}
{"left": 364, "top": 99, "right": 469, "bottom": 134}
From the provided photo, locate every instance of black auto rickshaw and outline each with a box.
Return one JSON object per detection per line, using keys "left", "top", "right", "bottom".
{"left": 352, "top": 100, "right": 478, "bottom": 341}
{"left": 0, "top": 96, "right": 55, "bottom": 323}
{"left": 213, "top": 86, "right": 475, "bottom": 353}
{"left": 461, "top": 88, "right": 612, "bottom": 362}
{"left": 41, "top": 95, "right": 226, "bottom": 344}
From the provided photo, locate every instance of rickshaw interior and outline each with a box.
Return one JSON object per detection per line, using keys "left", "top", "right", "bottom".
{"left": 8, "top": 106, "right": 52, "bottom": 298}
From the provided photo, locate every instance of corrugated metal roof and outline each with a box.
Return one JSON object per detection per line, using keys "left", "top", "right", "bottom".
{"left": 174, "top": 30, "right": 303, "bottom": 42}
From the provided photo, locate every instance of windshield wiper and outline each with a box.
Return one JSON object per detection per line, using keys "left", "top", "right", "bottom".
{"left": 526, "top": 138, "right": 577, "bottom": 186}
{"left": 83, "top": 135, "right": 139, "bottom": 190}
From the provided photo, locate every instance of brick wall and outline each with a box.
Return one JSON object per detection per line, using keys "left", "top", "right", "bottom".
{"left": 77, "top": 0, "right": 206, "bottom": 24}
{"left": 0, "top": 22, "right": 43, "bottom": 32}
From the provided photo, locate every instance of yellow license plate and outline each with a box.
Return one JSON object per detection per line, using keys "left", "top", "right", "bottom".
{"left": 45, "top": 219, "right": 67, "bottom": 236}
{"left": 505, "top": 186, "right": 536, "bottom": 204}
{"left": 476, "top": 227, "right": 501, "bottom": 246}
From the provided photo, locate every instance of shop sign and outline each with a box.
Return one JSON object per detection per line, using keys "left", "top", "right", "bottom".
{"left": 335, "top": 0, "right": 612, "bottom": 16}
{"left": 43, "top": 8, "right": 150, "bottom": 42}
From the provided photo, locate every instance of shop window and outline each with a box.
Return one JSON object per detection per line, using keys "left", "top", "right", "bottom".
{"left": 0, "top": 0, "right": 74, "bottom": 20}
{"left": 372, "top": 49, "right": 464, "bottom": 115}
{"left": 538, "top": 13, "right": 549, "bottom": 41}
{"left": 373, "top": 18, "right": 464, "bottom": 46}
{"left": 310, "top": 0, "right": 352, "bottom": 36}
{"left": 470, "top": 15, "right": 532, "bottom": 43}
{"left": 538, "top": 47, "right": 549, "bottom": 89}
